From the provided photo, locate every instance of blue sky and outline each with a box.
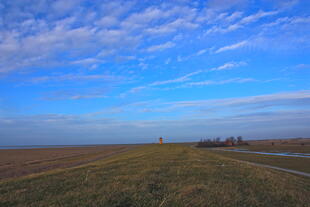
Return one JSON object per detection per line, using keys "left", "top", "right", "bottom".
{"left": 1, "top": 0, "right": 310, "bottom": 145}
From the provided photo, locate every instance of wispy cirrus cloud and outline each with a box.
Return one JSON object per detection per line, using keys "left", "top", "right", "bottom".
{"left": 240, "top": 10, "right": 278, "bottom": 24}
{"left": 123, "top": 70, "right": 202, "bottom": 96}
{"left": 0, "top": 1, "right": 199, "bottom": 74}
{"left": 146, "top": 18, "right": 199, "bottom": 35}
{"left": 206, "top": 10, "right": 278, "bottom": 34}
{"left": 215, "top": 40, "right": 248, "bottom": 53}
{"left": 29, "top": 74, "right": 123, "bottom": 84}
{"left": 1, "top": 0, "right": 310, "bottom": 145}
{"left": 94, "top": 89, "right": 310, "bottom": 119}
{"left": 146, "top": 41, "right": 176, "bottom": 52}
{"left": 168, "top": 90, "right": 310, "bottom": 109}
{"left": 262, "top": 16, "right": 310, "bottom": 29}
{"left": 71, "top": 58, "right": 105, "bottom": 65}
{"left": 124, "top": 60, "right": 248, "bottom": 95}
{"left": 2, "top": 108, "right": 309, "bottom": 145}
{"left": 100, "top": 90, "right": 310, "bottom": 126}
{"left": 150, "top": 71, "right": 202, "bottom": 86}
{"left": 196, "top": 49, "right": 208, "bottom": 56}
{"left": 294, "top": 64, "right": 310, "bottom": 70}
{"left": 210, "top": 61, "right": 247, "bottom": 71}
{"left": 42, "top": 89, "right": 108, "bottom": 101}
{"left": 186, "top": 78, "right": 255, "bottom": 86}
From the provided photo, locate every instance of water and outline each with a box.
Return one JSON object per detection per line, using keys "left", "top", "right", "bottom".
{"left": 222, "top": 149, "right": 310, "bottom": 158}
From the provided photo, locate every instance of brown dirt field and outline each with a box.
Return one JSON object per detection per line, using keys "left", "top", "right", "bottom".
{"left": 0, "top": 145, "right": 136, "bottom": 180}
{"left": 247, "top": 137, "right": 310, "bottom": 145}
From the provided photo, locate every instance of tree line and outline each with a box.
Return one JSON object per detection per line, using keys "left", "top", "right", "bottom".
{"left": 196, "top": 136, "right": 249, "bottom": 148}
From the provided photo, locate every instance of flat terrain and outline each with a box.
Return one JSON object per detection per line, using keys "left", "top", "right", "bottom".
{"left": 204, "top": 139, "right": 310, "bottom": 174}
{"left": 1, "top": 144, "right": 309, "bottom": 207}
{"left": 233, "top": 138, "right": 310, "bottom": 153}
{"left": 209, "top": 149, "right": 310, "bottom": 174}
{"left": 0, "top": 145, "right": 134, "bottom": 180}
{"left": 234, "top": 145, "right": 310, "bottom": 153}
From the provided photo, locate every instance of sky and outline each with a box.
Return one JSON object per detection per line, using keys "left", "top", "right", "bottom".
{"left": 0, "top": 0, "right": 310, "bottom": 145}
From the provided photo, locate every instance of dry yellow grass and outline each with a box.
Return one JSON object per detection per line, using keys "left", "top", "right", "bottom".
{"left": 0, "top": 144, "right": 309, "bottom": 207}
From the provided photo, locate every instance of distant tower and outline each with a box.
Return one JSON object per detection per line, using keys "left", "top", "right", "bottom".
{"left": 159, "top": 137, "right": 163, "bottom": 144}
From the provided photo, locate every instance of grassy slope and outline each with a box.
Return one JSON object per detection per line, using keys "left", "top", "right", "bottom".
{"left": 0, "top": 144, "right": 309, "bottom": 207}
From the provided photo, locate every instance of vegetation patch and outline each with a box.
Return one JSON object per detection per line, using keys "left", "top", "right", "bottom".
{"left": 0, "top": 144, "right": 309, "bottom": 207}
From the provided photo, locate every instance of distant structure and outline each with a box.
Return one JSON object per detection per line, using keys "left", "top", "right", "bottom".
{"left": 159, "top": 137, "right": 163, "bottom": 144}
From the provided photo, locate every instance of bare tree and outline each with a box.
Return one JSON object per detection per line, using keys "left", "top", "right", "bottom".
{"left": 229, "top": 136, "right": 236, "bottom": 145}
{"left": 237, "top": 136, "right": 243, "bottom": 144}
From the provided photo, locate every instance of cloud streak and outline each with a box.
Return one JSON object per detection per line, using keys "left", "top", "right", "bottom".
{"left": 215, "top": 40, "right": 248, "bottom": 53}
{"left": 186, "top": 78, "right": 255, "bottom": 86}
{"left": 206, "top": 10, "right": 278, "bottom": 34}
{"left": 29, "top": 74, "right": 122, "bottom": 83}
{"left": 150, "top": 71, "right": 202, "bottom": 86}
{"left": 210, "top": 61, "right": 247, "bottom": 71}
{"left": 146, "top": 41, "right": 176, "bottom": 52}
{"left": 1, "top": 98, "right": 309, "bottom": 145}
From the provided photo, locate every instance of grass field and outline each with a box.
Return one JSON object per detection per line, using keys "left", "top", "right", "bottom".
{"left": 246, "top": 138, "right": 310, "bottom": 149}
{"left": 234, "top": 145, "right": 310, "bottom": 153}
{"left": 0, "top": 145, "right": 134, "bottom": 180}
{"left": 209, "top": 149, "right": 310, "bottom": 174}
{"left": 1, "top": 144, "right": 309, "bottom": 207}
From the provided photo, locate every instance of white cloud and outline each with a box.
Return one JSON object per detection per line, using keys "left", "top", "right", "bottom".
{"left": 169, "top": 90, "right": 310, "bottom": 108}
{"left": 210, "top": 61, "right": 247, "bottom": 71}
{"left": 43, "top": 89, "right": 108, "bottom": 100}
{"left": 206, "top": 0, "right": 248, "bottom": 11}
{"left": 240, "top": 10, "right": 278, "bottom": 24}
{"left": 196, "top": 49, "right": 207, "bottom": 56}
{"left": 294, "top": 64, "right": 310, "bottom": 70}
{"left": 66, "top": 94, "right": 107, "bottom": 100}
{"left": 52, "top": 0, "right": 80, "bottom": 15}
{"left": 146, "top": 41, "right": 176, "bottom": 52}
{"left": 146, "top": 18, "right": 198, "bottom": 35}
{"left": 29, "top": 74, "right": 121, "bottom": 83}
{"left": 128, "top": 86, "right": 147, "bottom": 94}
{"left": 263, "top": 16, "right": 310, "bottom": 28}
{"left": 2, "top": 2, "right": 197, "bottom": 73}
{"left": 150, "top": 70, "right": 202, "bottom": 86}
{"left": 72, "top": 58, "right": 104, "bottom": 65}
{"left": 215, "top": 40, "right": 248, "bottom": 53}
{"left": 187, "top": 78, "right": 255, "bottom": 86}
{"left": 123, "top": 60, "right": 249, "bottom": 95}
{"left": 206, "top": 10, "right": 278, "bottom": 35}
{"left": 225, "top": 11, "right": 243, "bottom": 22}
{"left": 96, "top": 16, "right": 119, "bottom": 28}
{"left": 124, "top": 70, "right": 202, "bottom": 95}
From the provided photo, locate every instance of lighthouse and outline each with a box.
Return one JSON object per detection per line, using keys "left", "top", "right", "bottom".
{"left": 159, "top": 137, "right": 163, "bottom": 144}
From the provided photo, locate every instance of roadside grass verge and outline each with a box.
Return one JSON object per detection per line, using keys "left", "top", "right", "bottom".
{"left": 1, "top": 144, "right": 309, "bottom": 207}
